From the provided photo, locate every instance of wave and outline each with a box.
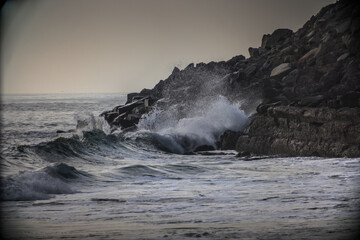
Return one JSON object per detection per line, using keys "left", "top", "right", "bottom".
{"left": 1, "top": 97, "right": 247, "bottom": 201}
{"left": 111, "top": 163, "right": 208, "bottom": 180}
{"left": 17, "top": 129, "right": 127, "bottom": 163}
{"left": 117, "top": 164, "right": 169, "bottom": 178}
{"left": 0, "top": 163, "right": 84, "bottom": 201}
{"left": 14, "top": 96, "right": 247, "bottom": 163}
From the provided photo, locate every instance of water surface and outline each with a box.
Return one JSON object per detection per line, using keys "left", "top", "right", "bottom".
{"left": 1, "top": 93, "right": 359, "bottom": 239}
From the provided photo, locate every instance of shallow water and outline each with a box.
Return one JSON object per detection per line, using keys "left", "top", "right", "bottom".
{"left": 1, "top": 93, "right": 359, "bottom": 239}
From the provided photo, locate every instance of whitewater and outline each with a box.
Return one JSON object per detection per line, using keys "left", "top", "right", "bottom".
{"left": 1, "top": 93, "right": 359, "bottom": 239}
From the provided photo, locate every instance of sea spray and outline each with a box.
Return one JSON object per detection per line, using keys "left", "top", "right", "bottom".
{"left": 75, "top": 113, "right": 111, "bottom": 136}
{"left": 136, "top": 96, "right": 249, "bottom": 154}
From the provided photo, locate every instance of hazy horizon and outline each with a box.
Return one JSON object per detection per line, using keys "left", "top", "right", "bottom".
{"left": 2, "top": 0, "right": 335, "bottom": 94}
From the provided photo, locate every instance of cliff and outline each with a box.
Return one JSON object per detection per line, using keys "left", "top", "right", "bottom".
{"left": 102, "top": 0, "right": 360, "bottom": 157}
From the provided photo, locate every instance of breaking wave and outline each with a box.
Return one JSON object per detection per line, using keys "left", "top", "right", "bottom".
{"left": 0, "top": 163, "right": 83, "bottom": 201}
{"left": 2, "top": 96, "right": 249, "bottom": 200}
{"left": 135, "top": 96, "right": 249, "bottom": 154}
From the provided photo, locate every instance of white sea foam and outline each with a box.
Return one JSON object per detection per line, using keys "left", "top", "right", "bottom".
{"left": 137, "top": 96, "right": 248, "bottom": 154}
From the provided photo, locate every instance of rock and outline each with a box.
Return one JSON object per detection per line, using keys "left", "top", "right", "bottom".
{"left": 102, "top": 96, "right": 155, "bottom": 130}
{"left": 227, "top": 55, "right": 246, "bottom": 65}
{"left": 298, "top": 95, "right": 326, "bottom": 107}
{"left": 261, "top": 28, "right": 293, "bottom": 49}
{"left": 236, "top": 151, "right": 251, "bottom": 157}
{"left": 339, "top": 91, "right": 360, "bottom": 107}
{"left": 126, "top": 92, "right": 138, "bottom": 103}
{"left": 336, "top": 19, "right": 351, "bottom": 34}
{"left": 299, "top": 46, "right": 321, "bottom": 64}
{"left": 236, "top": 105, "right": 360, "bottom": 157}
{"left": 244, "top": 65, "right": 257, "bottom": 78}
{"left": 337, "top": 53, "right": 349, "bottom": 61}
{"left": 219, "top": 130, "right": 243, "bottom": 150}
{"left": 185, "top": 63, "right": 194, "bottom": 70}
{"left": 248, "top": 47, "right": 260, "bottom": 57}
{"left": 194, "top": 145, "right": 215, "bottom": 152}
{"left": 262, "top": 87, "right": 280, "bottom": 102}
{"left": 281, "top": 69, "right": 298, "bottom": 87}
{"left": 270, "top": 63, "right": 291, "bottom": 77}
{"left": 116, "top": 99, "right": 144, "bottom": 115}
{"left": 172, "top": 67, "right": 180, "bottom": 74}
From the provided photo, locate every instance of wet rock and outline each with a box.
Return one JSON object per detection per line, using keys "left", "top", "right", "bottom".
{"left": 101, "top": 95, "right": 156, "bottom": 131}
{"left": 236, "top": 106, "right": 360, "bottom": 157}
{"left": 236, "top": 151, "right": 251, "bottom": 157}
{"left": 194, "top": 145, "right": 215, "bottom": 152}
{"left": 219, "top": 130, "right": 243, "bottom": 150}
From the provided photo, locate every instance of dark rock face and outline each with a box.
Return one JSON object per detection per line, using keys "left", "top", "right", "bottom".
{"left": 102, "top": 0, "right": 360, "bottom": 157}
{"left": 261, "top": 29, "right": 293, "bottom": 50}
{"left": 236, "top": 106, "right": 360, "bottom": 157}
{"left": 234, "top": 0, "right": 360, "bottom": 157}
{"left": 218, "top": 130, "right": 244, "bottom": 150}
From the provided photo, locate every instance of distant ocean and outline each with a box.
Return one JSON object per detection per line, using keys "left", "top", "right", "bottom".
{"left": 1, "top": 93, "right": 359, "bottom": 239}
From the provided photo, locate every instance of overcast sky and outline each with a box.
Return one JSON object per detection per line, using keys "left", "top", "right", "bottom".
{"left": 1, "top": 0, "right": 335, "bottom": 94}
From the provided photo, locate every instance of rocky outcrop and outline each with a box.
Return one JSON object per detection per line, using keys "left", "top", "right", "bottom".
{"left": 100, "top": 94, "right": 157, "bottom": 131}
{"left": 233, "top": 0, "right": 360, "bottom": 157}
{"left": 236, "top": 106, "right": 360, "bottom": 157}
{"left": 102, "top": 0, "right": 360, "bottom": 157}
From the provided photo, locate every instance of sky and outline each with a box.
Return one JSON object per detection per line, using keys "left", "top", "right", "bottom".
{"left": 1, "top": 0, "right": 335, "bottom": 94}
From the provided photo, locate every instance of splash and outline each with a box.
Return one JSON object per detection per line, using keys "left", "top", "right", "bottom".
{"left": 75, "top": 113, "right": 111, "bottom": 136}
{"left": 136, "top": 96, "right": 248, "bottom": 154}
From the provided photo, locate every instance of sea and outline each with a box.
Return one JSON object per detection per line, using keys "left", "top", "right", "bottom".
{"left": 1, "top": 92, "right": 359, "bottom": 240}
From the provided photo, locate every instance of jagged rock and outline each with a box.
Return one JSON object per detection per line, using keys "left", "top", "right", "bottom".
{"left": 126, "top": 92, "right": 139, "bottom": 103}
{"left": 248, "top": 47, "right": 260, "bottom": 58}
{"left": 172, "top": 67, "right": 180, "bottom": 74}
{"left": 101, "top": 95, "right": 155, "bottom": 130}
{"left": 261, "top": 28, "right": 293, "bottom": 49}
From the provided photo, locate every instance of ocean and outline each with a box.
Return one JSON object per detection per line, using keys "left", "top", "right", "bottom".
{"left": 1, "top": 93, "right": 359, "bottom": 239}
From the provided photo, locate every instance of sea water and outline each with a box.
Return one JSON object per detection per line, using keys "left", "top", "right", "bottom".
{"left": 1, "top": 93, "right": 359, "bottom": 239}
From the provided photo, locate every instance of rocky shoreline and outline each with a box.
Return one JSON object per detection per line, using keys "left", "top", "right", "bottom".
{"left": 102, "top": 0, "right": 360, "bottom": 157}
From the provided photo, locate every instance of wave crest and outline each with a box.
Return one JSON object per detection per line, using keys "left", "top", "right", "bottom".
{"left": 0, "top": 163, "right": 81, "bottom": 201}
